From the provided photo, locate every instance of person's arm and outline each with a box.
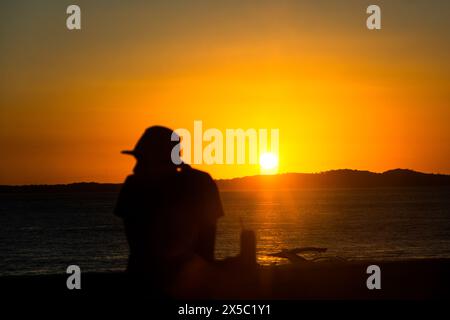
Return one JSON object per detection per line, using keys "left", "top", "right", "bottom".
{"left": 196, "top": 223, "right": 217, "bottom": 262}
{"left": 114, "top": 175, "right": 133, "bottom": 218}
{"left": 195, "top": 174, "right": 224, "bottom": 262}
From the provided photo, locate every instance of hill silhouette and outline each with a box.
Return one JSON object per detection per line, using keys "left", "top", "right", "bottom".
{"left": 0, "top": 169, "right": 449, "bottom": 193}
{"left": 217, "top": 169, "right": 450, "bottom": 190}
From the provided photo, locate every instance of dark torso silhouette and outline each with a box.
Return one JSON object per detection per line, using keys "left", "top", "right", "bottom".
{"left": 114, "top": 164, "right": 223, "bottom": 287}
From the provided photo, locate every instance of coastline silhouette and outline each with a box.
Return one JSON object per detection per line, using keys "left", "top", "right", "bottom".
{"left": 2, "top": 169, "right": 449, "bottom": 193}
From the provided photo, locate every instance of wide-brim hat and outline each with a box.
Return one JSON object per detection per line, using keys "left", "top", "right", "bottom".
{"left": 121, "top": 126, "right": 179, "bottom": 158}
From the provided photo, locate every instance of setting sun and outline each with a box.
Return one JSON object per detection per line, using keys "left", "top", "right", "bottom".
{"left": 259, "top": 152, "right": 279, "bottom": 174}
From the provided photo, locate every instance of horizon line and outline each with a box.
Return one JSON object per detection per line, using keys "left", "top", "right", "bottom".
{"left": 1, "top": 168, "right": 450, "bottom": 187}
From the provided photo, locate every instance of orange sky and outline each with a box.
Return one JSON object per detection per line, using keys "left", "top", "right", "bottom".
{"left": 0, "top": 0, "right": 449, "bottom": 184}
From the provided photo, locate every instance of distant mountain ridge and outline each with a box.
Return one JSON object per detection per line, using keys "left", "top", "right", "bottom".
{"left": 1, "top": 169, "right": 450, "bottom": 193}
{"left": 216, "top": 169, "right": 450, "bottom": 190}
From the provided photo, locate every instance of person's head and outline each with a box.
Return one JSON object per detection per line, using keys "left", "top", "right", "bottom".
{"left": 122, "top": 126, "right": 181, "bottom": 173}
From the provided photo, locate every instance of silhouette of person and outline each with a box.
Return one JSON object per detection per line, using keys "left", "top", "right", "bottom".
{"left": 114, "top": 126, "right": 224, "bottom": 295}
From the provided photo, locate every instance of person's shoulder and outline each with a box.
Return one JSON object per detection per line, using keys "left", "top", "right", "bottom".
{"left": 181, "top": 166, "right": 215, "bottom": 184}
{"left": 184, "top": 166, "right": 212, "bottom": 180}
{"left": 123, "top": 174, "right": 136, "bottom": 184}
{"left": 121, "top": 174, "right": 141, "bottom": 188}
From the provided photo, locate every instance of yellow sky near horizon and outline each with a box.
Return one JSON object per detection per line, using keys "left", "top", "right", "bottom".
{"left": 0, "top": 0, "right": 449, "bottom": 184}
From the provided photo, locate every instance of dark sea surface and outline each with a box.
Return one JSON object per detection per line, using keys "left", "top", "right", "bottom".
{"left": 1, "top": 187, "right": 450, "bottom": 276}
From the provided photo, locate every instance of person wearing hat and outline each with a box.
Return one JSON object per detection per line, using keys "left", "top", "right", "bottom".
{"left": 114, "top": 126, "right": 224, "bottom": 297}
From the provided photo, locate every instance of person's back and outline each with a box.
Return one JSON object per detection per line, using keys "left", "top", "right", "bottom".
{"left": 114, "top": 126, "right": 223, "bottom": 294}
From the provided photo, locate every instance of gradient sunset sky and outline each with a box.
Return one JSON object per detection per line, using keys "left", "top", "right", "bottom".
{"left": 1, "top": 0, "right": 449, "bottom": 184}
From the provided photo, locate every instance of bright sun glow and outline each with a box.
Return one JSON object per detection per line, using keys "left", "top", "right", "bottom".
{"left": 259, "top": 152, "right": 279, "bottom": 174}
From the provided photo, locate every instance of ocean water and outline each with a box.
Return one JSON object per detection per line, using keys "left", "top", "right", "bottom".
{"left": 1, "top": 187, "right": 450, "bottom": 276}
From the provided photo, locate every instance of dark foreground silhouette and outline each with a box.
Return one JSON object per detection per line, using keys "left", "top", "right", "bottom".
{"left": 1, "top": 259, "right": 449, "bottom": 299}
